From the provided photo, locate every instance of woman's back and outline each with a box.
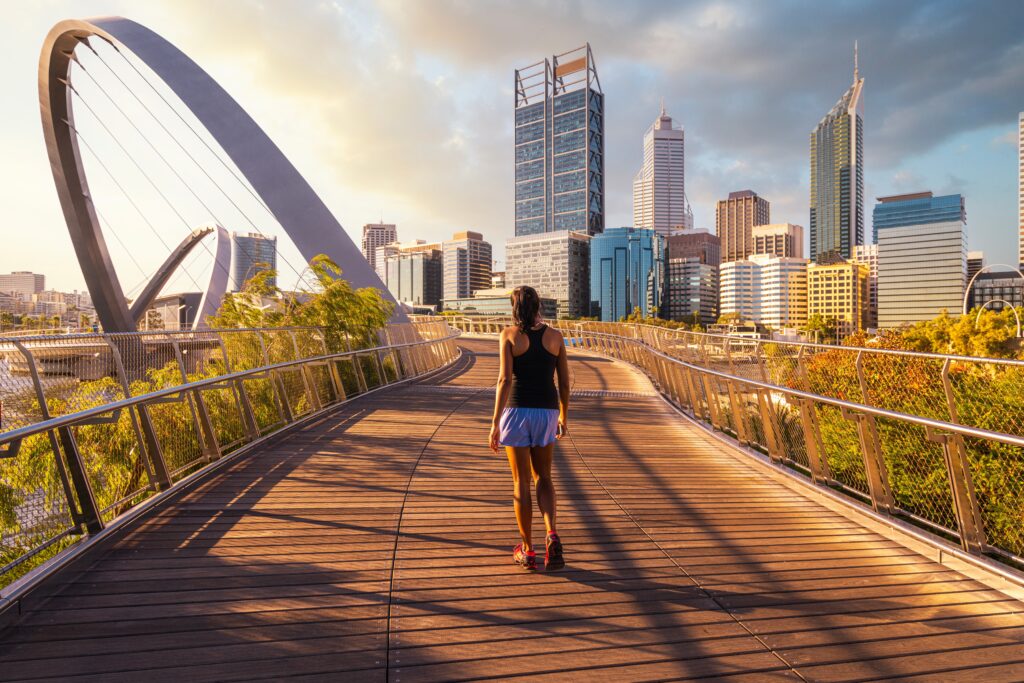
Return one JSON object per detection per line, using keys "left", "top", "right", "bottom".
{"left": 508, "top": 324, "right": 559, "bottom": 410}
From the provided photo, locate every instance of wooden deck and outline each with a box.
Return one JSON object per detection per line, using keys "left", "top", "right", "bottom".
{"left": 2, "top": 339, "right": 1023, "bottom": 681}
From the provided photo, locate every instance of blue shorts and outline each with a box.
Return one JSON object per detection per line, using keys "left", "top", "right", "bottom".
{"left": 499, "top": 407, "right": 559, "bottom": 447}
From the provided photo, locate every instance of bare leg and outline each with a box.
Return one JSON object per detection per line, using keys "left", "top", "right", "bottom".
{"left": 505, "top": 446, "right": 534, "bottom": 552}
{"left": 530, "top": 443, "right": 557, "bottom": 535}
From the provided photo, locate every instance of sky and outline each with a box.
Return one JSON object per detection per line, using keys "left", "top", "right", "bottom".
{"left": 1, "top": 0, "right": 1022, "bottom": 295}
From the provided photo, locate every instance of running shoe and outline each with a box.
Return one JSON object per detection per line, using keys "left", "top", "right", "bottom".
{"left": 545, "top": 532, "right": 565, "bottom": 571}
{"left": 513, "top": 543, "right": 537, "bottom": 571}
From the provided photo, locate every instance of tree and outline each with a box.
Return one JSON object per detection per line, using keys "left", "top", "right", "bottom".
{"left": 717, "top": 311, "right": 743, "bottom": 325}
{"left": 803, "top": 313, "right": 839, "bottom": 344}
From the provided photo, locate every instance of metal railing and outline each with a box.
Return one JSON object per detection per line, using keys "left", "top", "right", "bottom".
{"left": 0, "top": 320, "right": 459, "bottom": 591}
{"left": 450, "top": 317, "right": 1024, "bottom": 568}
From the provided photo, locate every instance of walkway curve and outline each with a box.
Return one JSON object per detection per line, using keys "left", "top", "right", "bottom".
{"left": 1, "top": 339, "right": 1023, "bottom": 681}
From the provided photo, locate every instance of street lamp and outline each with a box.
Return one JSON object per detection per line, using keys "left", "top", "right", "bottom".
{"left": 974, "top": 299, "right": 1022, "bottom": 338}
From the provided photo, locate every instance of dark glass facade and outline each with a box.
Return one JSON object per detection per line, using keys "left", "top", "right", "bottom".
{"left": 810, "top": 76, "right": 863, "bottom": 262}
{"left": 383, "top": 250, "right": 443, "bottom": 308}
{"left": 589, "top": 228, "right": 662, "bottom": 322}
{"left": 514, "top": 46, "right": 604, "bottom": 237}
{"left": 664, "top": 231, "right": 720, "bottom": 325}
{"left": 230, "top": 233, "right": 278, "bottom": 291}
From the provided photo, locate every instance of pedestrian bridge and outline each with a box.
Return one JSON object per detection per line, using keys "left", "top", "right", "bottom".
{"left": 1, "top": 325, "right": 1024, "bottom": 681}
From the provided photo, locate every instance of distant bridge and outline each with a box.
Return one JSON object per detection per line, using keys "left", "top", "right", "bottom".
{"left": 1, "top": 320, "right": 1023, "bottom": 680}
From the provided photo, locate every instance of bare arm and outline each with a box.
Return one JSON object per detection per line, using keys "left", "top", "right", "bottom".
{"left": 489, "top": 330, "right": 513, "bottom": 451}
{"left": 555, "top": 339, "right": 570, "bottom": 433}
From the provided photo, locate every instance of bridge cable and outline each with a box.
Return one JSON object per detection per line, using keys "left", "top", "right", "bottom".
{"left": 89, "top": 40, "right": 316, "bottom": 292}
{"left": 71, "top": 59, "right": 262, "bottom": 290}
{"left": 561, "top": 357, "right": 809, "bottom": 681}
{"left": 69, "top": 123, "right": 206, "bottom": 294}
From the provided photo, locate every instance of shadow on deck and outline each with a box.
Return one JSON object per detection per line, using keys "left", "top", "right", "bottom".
{"left": 1, "top": 339, "right": 1023, "bottom": 682}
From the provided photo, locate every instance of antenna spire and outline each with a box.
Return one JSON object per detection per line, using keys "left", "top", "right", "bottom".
{"left": 660, "top": 97, "right": 665, "bottom": 117}
{"left": 854, "top": 40, "right": 859, "bottom": 82}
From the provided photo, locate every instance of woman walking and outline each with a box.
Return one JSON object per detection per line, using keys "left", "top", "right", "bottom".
{"left": 489, "top": 286, "right": 570, "bottom": 571}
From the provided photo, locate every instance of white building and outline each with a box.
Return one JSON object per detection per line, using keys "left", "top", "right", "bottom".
{"left": 752, "top": 223, "right": 804, "bottom": 259}
{"left": 632, "top": 105, "right": 692, "bottom": 236}
{"left": 362, "top": 223, "right": 397, "bottom": 273}
{"left": 851, "top": 244, "right": 879, "bottom": 329}
{"left": 720, "top": 254, "right": 808, "bottom": 329}
{"left": 442, "top": 231, "right": 492, "bottom": 301}
{"left": 878, "top": 219, "right": 967, "bottom": 328}
{"left": 505, "top": 231, "right": 591, "bottom": 318}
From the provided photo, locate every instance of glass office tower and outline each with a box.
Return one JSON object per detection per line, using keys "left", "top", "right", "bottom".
{"left": 514, "top": 44, "right": 604, "bottom": 236}
{"left": 230, "top": 232, "right": 277, "bottom": 291}
{"left": 810, "top": 48, "right": 864, "bottom": 262}
{"left": 872, "top": 192, "right": 965, "bottom": 244}
{"left": 589, "top": 227, "right": 662, "bottom": 322}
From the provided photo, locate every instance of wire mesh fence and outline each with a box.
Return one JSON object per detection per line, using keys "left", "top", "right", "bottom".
{"left": 0, "top": 321, "right": 459, "bottom": 592}
{"left": 448, "top": 317, "right": 1024, "bottom": 569}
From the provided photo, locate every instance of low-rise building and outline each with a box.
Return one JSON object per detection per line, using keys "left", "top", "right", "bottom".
{"left": 720, "top": 254, "right": 808, "bottom": 329}
{"left": 442, "top": 288, "right": 557, "bottom": 319}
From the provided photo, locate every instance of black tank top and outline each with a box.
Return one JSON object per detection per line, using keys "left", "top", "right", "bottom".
{"left": 508, "top": 324, "right": 559, "bottom": 410}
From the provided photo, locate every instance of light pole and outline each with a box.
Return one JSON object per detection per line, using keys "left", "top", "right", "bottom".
{"left": 963, "top": 264, "right": 1024, "bottom": 315}
{"left": 974, "top": 299, "right": 1022, "bottom": 338}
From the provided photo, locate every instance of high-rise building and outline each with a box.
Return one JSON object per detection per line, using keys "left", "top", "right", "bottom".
{"left": 442, "top": 231, "right": 492, "bottom": 301}
{"left": 632, "top": 105, "right": 692, "bottom": 236}
{"left": 810, "top": 46, "right": 864, "bottom": 262}
{"left": 1018, "top": 112, "right": 1023, "bottom": 270}
{"left": 505, "top": 231, "right": 591, "bottom": 318}
{"left": 0, "top": 271, "right": 45, "bottom": 300}
{"left": 361, "top": 223, "right": 397, "bottom": 273}
{"left": 230, "top": 233, "right": 277, "bottom": 291}
{"left": 720, "top": 254, "right": 808, "bottom": 329}
{"left": 514, "top": 44, "right": 604, "bottom": 237}
{"left": 752, "top": 223, "right": 804, "bottom": 259}
{"left": 374, "top": 243, "right": 400, "bottom": 280}
{"left": 807, "top": 261, "right": 870, "bottom": 338}
{"left": 877, "top": 193, "right": 967, "bottom": 328}
{"left": 589, "top": 227, "right": 663, "bottom": 322}
{"left": 872, "top": 192, "right": 964, "bottom": 244}
{"left": 851, "top": 244, "right": 879, "bottom": 329}
{"left": 382, "top": 242, "right": 443, "bottom": 308}
{"left": 664, "top": 230, "right": 720, "bottom": 325}
{"left": 715, "top": 190, "right": 771, "bottom": 263}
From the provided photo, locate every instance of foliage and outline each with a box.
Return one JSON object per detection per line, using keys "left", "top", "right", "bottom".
{"left": 716, "top": 311, "right": 744, "bottom": 325}
{"left": 802, "top": 313, "right": 839, "bottom": 344}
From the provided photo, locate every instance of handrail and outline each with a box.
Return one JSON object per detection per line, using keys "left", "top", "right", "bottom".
{"left": 0, "top": 335, "right": 439, "bottom": 447}
{"left": 0, "top": 320, "right": 461, "bottom": 592}
{"left": 586, "top": 331, "right": 1024, "bottom": 449}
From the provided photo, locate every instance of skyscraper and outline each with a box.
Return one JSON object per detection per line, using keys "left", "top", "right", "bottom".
{"left": 382, "top": 241, "right": 443, "bottom": 308}
{"left": 810, "top": 46, "right": 864, "bottom": 262}
{"left": 715, "top": 190, "right": 770, "bottom": 263}
{"left": 589, "top": 227, "right": 663, "bottom": 322}
{"left": 230, "top": 232, "right": 277, "bottom": 291}
{"left": 664, "top": 230, "right": 720, "bottom": 325}
{"left": 872, "top": 192, "right": 963, "bottom": 243}
{"left": 876, "top": 193, "right": 967, "bottom": 328}
{"left": 442, "top": 231, "right": 492, "bottom": 301}
{"left": 361, "top": 223, "right": 397, "bottom": 273}
{"left": 632, "top": 104, "right": 692, "bottom": 236}
{"left": 514, "top": 44, "right": 604, "bottom": 237}
{"left": 752, "top": 223, "right": 804, "bottom": 259}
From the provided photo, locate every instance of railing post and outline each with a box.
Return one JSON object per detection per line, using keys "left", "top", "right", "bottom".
{"left": 925, "top": 428, "right": 987, "bottom": 553}
{"left": 217, "top": 333, "right": 260, "bottom": 440}
{"left": 936, "top": 359, "right": 988, "bottom": 553}
{"left": 756, "top": 389, "right": 784, "bottom": 462}
{"left": 797, "top": 398, "right": 830, "bottom": 484}
{"left": 172, "top": 339, "right": 220, "bottom": 461}
{"left": 842, "top": 408, "right": 894, "bottom": 513}
{"left": 105, "top": 336, "right": 170, "bottom": 489}
{"left": 258, "top": 330, "right": 292, "bottom": 424}
{"left": 289, "top": 330, "right": 322, "bottom": 413}
{"left": 57, "top": 426, "right": 104, "bottom": 534}
{"left": 701, "top": 373, "right": 721, "bottom": 429}
{"left": 727, "top": 379, "right": 749, "bottom": 445}
{"left": 11, "top": 340, "right": 81, "bottom": 529}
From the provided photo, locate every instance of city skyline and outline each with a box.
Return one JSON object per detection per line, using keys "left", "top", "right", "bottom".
{"left": 1, "top": 1, "right": 1021, "bottom": 293}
